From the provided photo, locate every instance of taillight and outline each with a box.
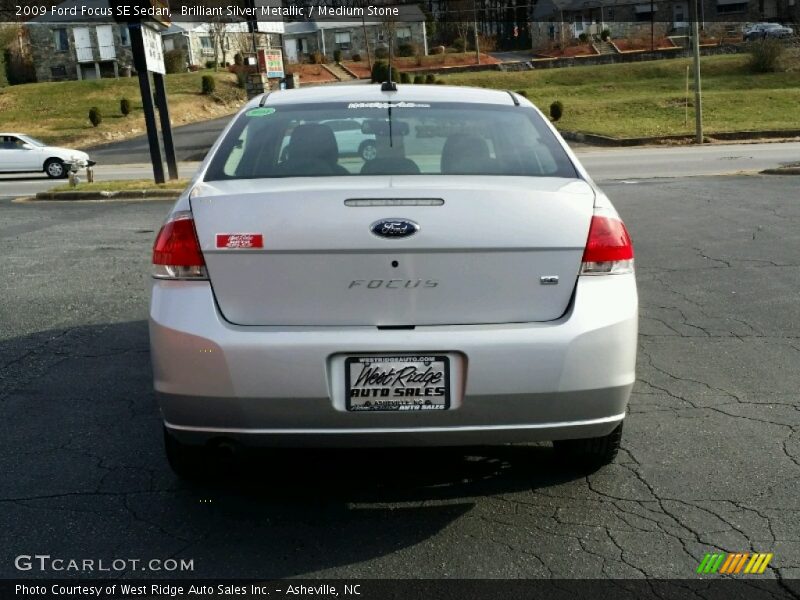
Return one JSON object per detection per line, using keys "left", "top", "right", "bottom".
{"left": 152, "top": 211, "right": 207, "bottom": 280}
{"left": 580, "top": 212, "right": 634, "bottom": 275}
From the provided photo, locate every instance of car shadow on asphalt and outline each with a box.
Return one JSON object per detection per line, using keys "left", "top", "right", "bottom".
{"left": 2, "top": 319, "right": 600, "bottom": 576}
{"left": 201, "top": 445, "right": 591, "bottom": 504}
{"left": 4, "top": 319, "right": 594, "bottom": 505}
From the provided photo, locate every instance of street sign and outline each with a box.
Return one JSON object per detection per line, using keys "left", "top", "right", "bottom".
{"left": 141, "top": 23, "right": 165, "bottom": 74}
{"left": 258, "top": 49, "right": 284, "bottom": 78}
{"left": 127, "top": 20, "right": 176, "bottom": 184}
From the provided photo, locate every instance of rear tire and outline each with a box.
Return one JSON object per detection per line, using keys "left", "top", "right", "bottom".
{"left": 44, "top": 158, "right": 67, "bottom": 179}
{"left": 163, "top": 426, "right": 207, "bottom": 480}
{"left": 553, "top": 422, "right": 623, "bottom": 469}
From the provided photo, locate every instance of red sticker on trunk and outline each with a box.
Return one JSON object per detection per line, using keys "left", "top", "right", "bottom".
{"left": 216, "top": 234, "right": 264, "bottom": 249}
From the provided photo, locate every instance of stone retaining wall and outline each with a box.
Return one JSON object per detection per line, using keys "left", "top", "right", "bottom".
{"left": 531, "top": 43, "right": 744, "bottom": 69}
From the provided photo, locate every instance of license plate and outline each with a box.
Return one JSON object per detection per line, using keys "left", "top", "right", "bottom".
{"left": 345, "top": 355, "right": 450, "bottom": 412}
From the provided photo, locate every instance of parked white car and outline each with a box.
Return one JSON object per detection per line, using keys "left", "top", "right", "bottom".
{"left": 0, "top": 133, "right": 95, "bottom": 178}
{"left": 280, "top": 119, "right": 377, "bottom": 161}
{"left": 150, "top": 85, "right": 638, "bottom": 478}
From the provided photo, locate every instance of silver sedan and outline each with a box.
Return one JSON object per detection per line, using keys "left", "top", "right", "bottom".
{"left": 149, "top": 84, "right": 638, "bottom": 478}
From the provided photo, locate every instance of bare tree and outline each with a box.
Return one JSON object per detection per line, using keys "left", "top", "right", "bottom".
{"left": 230, "top": 30, "right": 255, "bottom": 62}
{"left": 209, "top": 18, "right": 232, "bottom": 71}
{"left": 350, "top": 0, "right": 373, "bottom": 69}
{"left": 446, "top": 0, "right": 475, "bottom": 50}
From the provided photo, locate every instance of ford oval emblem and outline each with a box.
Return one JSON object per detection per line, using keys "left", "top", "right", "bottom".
{"left": 370, "top": 218, "right": 420, "bottom": 239}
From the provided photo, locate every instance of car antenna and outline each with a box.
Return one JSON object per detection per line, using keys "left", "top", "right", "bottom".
{"left": 381, "top": 28, "right": 397, "bottom": 92}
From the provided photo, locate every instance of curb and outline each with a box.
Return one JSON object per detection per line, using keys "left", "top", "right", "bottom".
{"left": 34, "top": 190, "right": 181, "bottom": 201}
{"left": 760, "top": 167, "right": 800, "bottom": 175}
{"left": 561, "top": 129, "right": 800, "bottom": 147}
{"left": 398, "top": 62, "right": 504, "bottom": 76}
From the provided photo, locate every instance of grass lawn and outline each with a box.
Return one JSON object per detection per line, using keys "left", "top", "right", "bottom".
{"left": 0, "top": 70, "right": 244, "bottom": 149}
{"left": 49, "top": 178, "right": 188, "bottom": 192}
{"left": 441, "top": 54, "right": 800, "bottom": 138}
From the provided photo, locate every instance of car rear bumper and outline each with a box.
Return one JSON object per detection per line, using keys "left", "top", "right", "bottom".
{"left": 162, "top": 390, "right": 629, "bottom": 447}
{"left": 150, "top": 274, "right": 638, "bottom": 447}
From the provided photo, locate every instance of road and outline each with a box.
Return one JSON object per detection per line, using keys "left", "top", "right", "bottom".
{"left": 1, "top": 142, "right": 799, "bottom": 199}
{"left": 0, "top": 163, "right": 201, "bottom": 199}
{"left": 577, "top": 142, "right": 800, "bottom": 181}
{"left": 83, "top": 78, "right": 371, "bottom": 167}
{"left": 1, "top": 172, "right": 798, "bottom": 580}
{"left": 86, "top": 116, "right": 232, "bottom": 165}
{"left": 78, "top": 108, "right": 800, "bottom": 174}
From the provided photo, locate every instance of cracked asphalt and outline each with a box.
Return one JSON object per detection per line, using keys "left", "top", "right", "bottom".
{"left": 0, "top": 173, "right": 799, "bottom": 582}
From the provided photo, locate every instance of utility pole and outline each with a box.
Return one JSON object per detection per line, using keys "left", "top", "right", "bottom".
{"left": 473, "top": 0, "right": 480, "bottom": 65}
{"left": 247, "top": 0, "right": 261, "bottom": 73}
{"left": 692, "top": 0, "right": 703, "bottom": 144}
{"left": 362, "top": 13, "right": 373, "bottom": 71}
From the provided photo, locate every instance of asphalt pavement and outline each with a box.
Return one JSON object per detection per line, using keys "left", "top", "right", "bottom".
{"left": 81, "top": 78, "right": 371, "bottom": 167}
{"left": 1, "top": 172, "right": 798, "bottom": 580}
{"left": 0, "top": 163, "right": 201, "bottom": 199}
{"left": 86, "top": 116, "right": 232, "bottom": 165}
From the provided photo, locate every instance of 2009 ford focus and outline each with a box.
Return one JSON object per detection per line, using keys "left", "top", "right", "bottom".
{"left": 149, "top": 85, "right": 637, "bottom": 478}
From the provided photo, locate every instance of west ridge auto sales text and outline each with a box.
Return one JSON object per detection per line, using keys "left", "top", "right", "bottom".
{"left": 16, "top": 584, "right": 357, "bottom": 597}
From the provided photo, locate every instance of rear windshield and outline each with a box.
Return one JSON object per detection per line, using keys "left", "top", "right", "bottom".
{"left": 204, "top": 102, "right": 578, "bottom": 180}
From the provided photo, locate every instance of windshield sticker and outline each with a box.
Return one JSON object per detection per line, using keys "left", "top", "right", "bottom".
{"left": 246, "top": 107, "right": 276, "bottom": 117}
{"left": 348, "top": 102, "right": 431, "bottom": 109}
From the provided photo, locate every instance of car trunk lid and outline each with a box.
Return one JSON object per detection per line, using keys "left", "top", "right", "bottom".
{"left": 190, "top": 176, "right": 595, "bottom": 326}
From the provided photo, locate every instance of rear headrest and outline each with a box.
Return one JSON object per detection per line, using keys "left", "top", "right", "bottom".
{"left": 288, "top": 124, "right": 340, "bottom": 164}
{"left": 441, "top": 134, "right": 491, "bottom": 174}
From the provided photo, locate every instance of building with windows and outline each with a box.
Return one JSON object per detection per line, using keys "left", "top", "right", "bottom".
{"left": 281, "top": 4, "right": 428, "bottom": 62}
{"left": 423, "top": 0, "right": 534, "bottom": 50}
{"left": 161, "top": 22, "right": 282, "bottom": 70}
{"left": 530, "top": 0, "right": 792, "bottom": 50}
{"left": 26, "top": 0, "right": 134, "bottom": 82}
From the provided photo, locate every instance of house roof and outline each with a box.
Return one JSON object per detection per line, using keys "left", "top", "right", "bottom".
{"left": 533, "top": 0, "right": 649, "bottom": 18}
{"left": 162, "top": 23, "right": 187, "bottom": 35}
{"left": 163, "top": 21, "right": 251, "bottom": 36}
{"left": 284, "top": 21, "right": 319, "bottom": 35}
